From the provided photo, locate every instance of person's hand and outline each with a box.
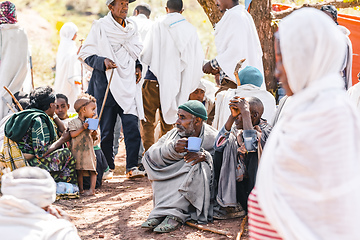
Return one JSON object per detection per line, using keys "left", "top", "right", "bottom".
{"left": 44, "top": 205, "right": 71, "bottom": 221}
{"left": 184, "top": 151, "right": 206, "bottom": 165}
{"left": 135, "top": 67, "right": 142, "bottom": 84}
{"left": 83, "top": 122, "right": 89, "bottom": 130}
{"left": 104, "top": 58, "right": 117, "bottom": 70}
{"left": 229, "top": 97, "right": 250, "bottom": 115}
{"left": 61, "top": 129, "right": 71, "bottom": 142}
{"left": 174, "top": 138, "right": 188, "bottom": 153}
{"left": 203, "top": 62, "right": 219, "bottom": 75}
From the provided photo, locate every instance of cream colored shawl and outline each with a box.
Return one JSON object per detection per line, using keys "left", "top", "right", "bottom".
{"left": 256, "top": 8, "right": 360, "bottom": 239}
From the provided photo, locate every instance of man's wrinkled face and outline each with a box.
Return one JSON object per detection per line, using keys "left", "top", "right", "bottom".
{"left": 189, "top": 88, "right": 205, "bottom": 102}
{"left": 176, "top": 109, "right": 196, "bottom": 137}
{"left": 55, "top": 98, "right": 69, "bottom": 120}
{"left": 109, "top": 0, "right": 129, "bottom": 21}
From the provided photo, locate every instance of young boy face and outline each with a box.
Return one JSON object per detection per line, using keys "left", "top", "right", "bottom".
{"left": 189, "top": 88, "right": 205, "bottom": 102}
{"left": 55, "top": 98, "right": 70, "bottom": 120}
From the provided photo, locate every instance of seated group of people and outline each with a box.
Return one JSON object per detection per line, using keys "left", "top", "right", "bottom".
{"left": 141, "top": 66, "right": 273, "bottom": 233}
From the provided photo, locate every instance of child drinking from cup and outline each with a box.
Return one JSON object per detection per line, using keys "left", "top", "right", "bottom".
{"left": 68, "top": 93, "right": 98, "bottom": 196}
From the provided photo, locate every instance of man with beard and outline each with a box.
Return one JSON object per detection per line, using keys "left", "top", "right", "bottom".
{"left": 142, "top": 100, "right": 218, "bottom": 233}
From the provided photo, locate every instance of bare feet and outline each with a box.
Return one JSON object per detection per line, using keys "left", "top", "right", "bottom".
{"left": 83, "top": 190, "right": 95, "bottom": 196}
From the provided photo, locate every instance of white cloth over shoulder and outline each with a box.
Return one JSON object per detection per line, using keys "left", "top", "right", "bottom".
{"left": 141, "top": 13, "right": 204, "bottom": 124}
{"left": 0, "top": 167, "right": 80, "bottom": 240}
{"left": 79, "top": 12, "right": 144, "bottom": 118}
{"left": 129, "top": 14, "right": 153, "bottom": 42}
{"left": 256, "top": 8, "right": 360, "bottom": 240}
{"left": 215, "top": 5, "right": 264, "bottom": 88}
{"left": 338, "top": 25, "right": 353, "bottom": 89}
{"left": 213, "top": 84, "right": 275, "bottom": 129}
{"left": 54, "top": 22, "right": 81, "bottom": 111}
{"left": 0, "top": 23, "right": 28, "bottom": 119}
{"left": 348, "top": 81, "right": 360, "bottom": 113}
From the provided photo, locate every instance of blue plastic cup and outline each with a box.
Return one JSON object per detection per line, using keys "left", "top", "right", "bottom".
{"left": 187, "top": 137, "right": 202, "bottom": 152}
{"left": 85, "top": 118, "right": 99, "bottom": 130}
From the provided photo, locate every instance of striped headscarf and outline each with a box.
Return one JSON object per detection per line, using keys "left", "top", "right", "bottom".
{"left": 0, "top": 1, "right": 17, "bottom": 24}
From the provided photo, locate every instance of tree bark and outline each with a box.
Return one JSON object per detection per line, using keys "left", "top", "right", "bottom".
{"left": 249, "top": 0, "right": 277, "bottom": 93}
{"left": 196, "top": 0, "right": 223, "bottom": 27}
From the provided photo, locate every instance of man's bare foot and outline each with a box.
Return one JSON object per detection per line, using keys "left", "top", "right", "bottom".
{"left": 79, "top": 190, "right": 85, "bottom": 195}
{"left": 83, "top": 190, "right": 95, "bottom": 196}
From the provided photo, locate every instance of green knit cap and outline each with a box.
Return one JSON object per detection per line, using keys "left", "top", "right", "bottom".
{"left": 178, "top": 100, "right": 208, "bottom": 121}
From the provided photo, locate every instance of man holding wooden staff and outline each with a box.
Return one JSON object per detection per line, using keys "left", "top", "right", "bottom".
{"left": 79, "top": 0, "right": 145, "bottom": 178}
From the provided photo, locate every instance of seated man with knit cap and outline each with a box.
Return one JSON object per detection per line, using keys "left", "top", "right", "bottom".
{"left": 142, "top": 100, "right": 218, "bottom": 233}
{"left": 0, "top": 167, "right": 80, "bottom": 239}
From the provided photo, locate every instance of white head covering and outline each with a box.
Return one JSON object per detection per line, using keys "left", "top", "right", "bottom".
{"left": 106, "top": 0, "right": 114, "bottom": 6}
{"left": 60, "top": 22, "right": 78, "bottom": 40}
{"left": 1, "top": 167, "right": 56, "bottom": 208}
{"left": 256, "top": 8, "right": 360, "bottom": 240}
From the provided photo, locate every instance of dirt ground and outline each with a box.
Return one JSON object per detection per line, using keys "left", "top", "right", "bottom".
{"left": 55, "top": 141, "right": 249, "bottom": 240}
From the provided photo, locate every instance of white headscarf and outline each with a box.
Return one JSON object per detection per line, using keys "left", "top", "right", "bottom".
{"left": 256, "top": 8, "right": 360, "bottom": 239}
{"left": 59, "top": 22, "right": 78, "bottom": 40}
{"left": 1, "top": 167, "right": 56, "bottom": 208}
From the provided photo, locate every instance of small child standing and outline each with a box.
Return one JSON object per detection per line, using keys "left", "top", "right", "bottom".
{"left": 68, "top": 93, "right": 98, "bottom": 196}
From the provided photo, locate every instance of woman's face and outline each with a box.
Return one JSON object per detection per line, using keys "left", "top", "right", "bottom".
{"left": 275, "top": 38, "right": 293, "bottom": 96}
{"left": 46, "top": 102, "right": 56, "bottom": 117}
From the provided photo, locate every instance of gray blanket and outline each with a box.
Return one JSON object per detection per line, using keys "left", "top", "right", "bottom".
{"left": 142, "top": 124, "right": 218, "bottom": 223}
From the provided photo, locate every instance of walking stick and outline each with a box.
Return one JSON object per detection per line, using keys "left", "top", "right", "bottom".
{"left": 236, "top": 216, "right": 248, "bottom": 240}
{"left": 30, "top": 55, "right": 34, "bottom": 90}
{"left": 79, "top": 39, "right": 84, "bottom": 91}
{"left": 234, "top": 58, "right": 246, "bottom": 86}
{"left": 3, "top": 86, "right": 23, "bottom": 111}
{"left": 2, "top": 96, "right": 15, "bottom": 113}
{"left": 185, "top": 222, "right": 233, "bottom": 238}
{"left": 98, "top": 69, "right": 114, "bottom": 124}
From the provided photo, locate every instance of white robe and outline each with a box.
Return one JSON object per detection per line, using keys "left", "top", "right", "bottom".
{"left": 0, "top": 23, "right": 28, "bottom": 119}
{"left": 214, "top": 5, "right": 264, "bottom": 88}
{"left": 0, "top": 196, "right": 80, "bottom": 240}
{"left": 79, "top": 12, "right": 144, "bottom": 118}
{"left": 141, "top": 13, "right": 204, "bottom": 124}
{"left": 256, "top": 8, "right": 360, "bottom": 240}
{"left": 213, "top": 84, "right": 276, "bottom": 129}
{"left": 54, "top": 23, "right": 81, "bottom": 111}
{"left": 348, "top": 81, "right": 360, "bottom": 113}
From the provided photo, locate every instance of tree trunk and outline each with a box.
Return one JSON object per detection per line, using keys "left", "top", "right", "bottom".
{"left": 249, "top": 0, "right": 277, "bottom": 93}
{"left": 196, "top": 0, "right": 223, "bottom": 27}
{"left": 197, "top": 0, "right": 277, "bottom": 93}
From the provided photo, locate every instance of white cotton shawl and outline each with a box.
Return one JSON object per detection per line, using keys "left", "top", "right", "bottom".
{"left": 213, "top": 84, "right": 276, "bottom": 129}
{"left": 79, "top": 12, "right": 144, "bottom": 118}
{"left": 0, "top": 23, "right": 28, "bottom": 119}
{"left": 140, "top": 13, "right": 204, "bottom": 124}
{"left": 256, "top": 8, "right": 360, "bottom": 240}
{"left": 214, "top": 5, "right": 264, "bottom": 89}
{"left": 54, "top": 22, "right": 81, "bottom": 111}
{"left": 1, "top": 167, "right": 56, "bottom": 208}
{"left": 0, "top": 196, "right": 80, "bottom": 240}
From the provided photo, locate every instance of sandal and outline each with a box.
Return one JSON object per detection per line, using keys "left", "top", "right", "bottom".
{"left": 141, "top": 217, "right": 164, "bottom": 229}
{"left": 153, "top": 215, "right": 183, "bottom": 233}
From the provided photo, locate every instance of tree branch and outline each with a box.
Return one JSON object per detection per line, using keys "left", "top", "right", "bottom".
{"left": 273, "top": 0, "right": 360, "bottom": 19}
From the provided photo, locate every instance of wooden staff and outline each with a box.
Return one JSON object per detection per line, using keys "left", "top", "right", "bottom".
{"left": 79, "top": 39, "right": 84, "bottom": 91}
{"left": 185, "top": 222, "right": 233, "bottom": 238}
{"left": 236, "top": 216, "right": 248, "bottom": 240}
{"left": 234, "top": 58, "right": 246, "bottom": 86}
{"left": 2, "top": 96, "right": 15, "bottom": 113}
{"left": 30, "top": 55, "right": 34, "bottom": 90}
{"left": 3, "top": 86, "right": 23, "bottom": 111}
{"left": 98, "top": 69, "right": 114, "bottom": 124}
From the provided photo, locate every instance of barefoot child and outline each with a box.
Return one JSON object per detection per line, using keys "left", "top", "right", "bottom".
{"left": 68, "top": 94, "right": 98, "bottom": 196}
